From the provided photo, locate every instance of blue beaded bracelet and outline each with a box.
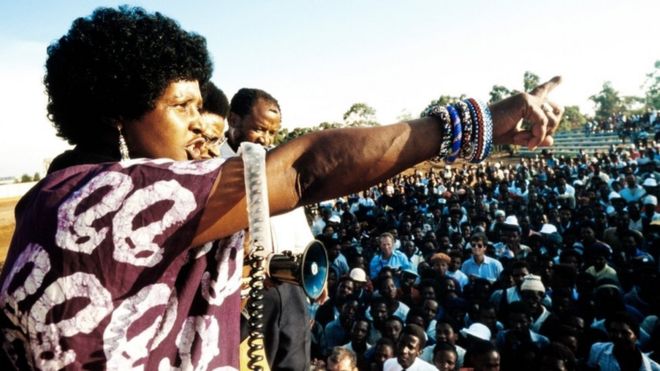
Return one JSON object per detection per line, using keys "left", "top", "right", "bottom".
{"left": 445, "top": 105, "right": 462, "bottom": 163}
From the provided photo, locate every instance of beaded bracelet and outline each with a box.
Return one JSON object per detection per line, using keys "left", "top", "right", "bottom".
{"left": 421, "top": 99, "right": 492, "bottom": 163}
{"left": 454, "top": 101, "right": 473, "bottom": 160}
{"left": 445, "top": 105, "right": 462, "bottom": 163}
{"left": 476, "top": 99, "right": 494, "bottom": 160}
{"left": 467, "top": 98, "right": 483, "bottom": 162}
{"left": 422, "top": 105, "right": 452, "bottom": 159}
{"left": 463, "top": 99, "right": 481, "bottom": 163}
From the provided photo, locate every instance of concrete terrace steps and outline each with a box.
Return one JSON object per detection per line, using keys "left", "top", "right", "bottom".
{"left": 516, "top": 130, "right": 623, "bottom": 156}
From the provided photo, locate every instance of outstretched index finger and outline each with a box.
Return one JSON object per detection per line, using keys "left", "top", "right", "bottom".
{"left": 530, "top": 76, "right": 563, "bottom": 100}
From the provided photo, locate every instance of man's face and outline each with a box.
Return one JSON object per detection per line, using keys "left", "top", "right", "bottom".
{"left": 373, "top": 344, "right": 394, "bottom": 366}
{"left": 608, "top": 321, "right": 637, "bottom": 348}
{"left": 512, "top": 267, "right": 529, "bottom": 287}
{"left": 508, "top": 312, "right": 531, "bottom": 334}
{"left": 384, "top": 320, "right": 403, "bottom": 341}
{"left": 479, "top": 308, "right": 498, "bottom": 331}
{"left": 471, "top": 239, "right": 487, "bottom": 258}
{"left": 449, "top": 256, "right": 462, "bottom": 272}
{"left": 371, "top": 302, "right": 389, "bottom": 324}
{"left": 228, "top": 98, "right": 281, "bottom": 148}
{"left": 432, "top": 259, "right": 449, "bottom": 276}
{"left": 422, "top": 300, "right": 439, "bottom": 323}
{"left": 521, "top": 290, "right": 543, "bottom": 312}
{"left": 337, "top": 279, "right": 354, "bottom": 300}
{"left": 434, "top": 350, "right": 457, "bottom": 371}
{"left": 474, "top": 351, "right": 501, "bottom": 371}
{"left": 380, "top": 236, "right": 394, "bottom": 258}
{"left": 350, "top": 320, "right": 369, "bottom": 344}
{"left": 396, "top": 334, "right": 422, "bottom": 368}
{"left": 380, "top": 278, "right": 397, "bottom": 301}
{"left": 200, "top": 111, "right": 226, "bottom": 158}
{"left": 434, "top": 322, "right": 457, "bottom": 344}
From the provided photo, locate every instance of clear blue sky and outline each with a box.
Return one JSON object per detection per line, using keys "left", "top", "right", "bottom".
{"left": 1, "top": 0, "right": 658, "bottom": 177}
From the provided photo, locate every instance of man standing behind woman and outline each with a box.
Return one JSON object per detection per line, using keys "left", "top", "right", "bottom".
{"left": 220, "top": 87, "right": 317, "bottom": 370}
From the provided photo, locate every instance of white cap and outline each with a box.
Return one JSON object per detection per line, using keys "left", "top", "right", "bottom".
{"left": 608, "top": 191, "right": 622, "bottom": 200}
{"left": 521, "top": 274, "right": 546, "bottom": 292}
{"left": 643, "top": 178, "right": 658, "bottom": 187}
{"left": 494, "top": 210, "right": 505, "bottom": 217}
{"left": 644, "top": 195, "right": 658, "bottom": 206}
{"left": 460, "top": 323, "right": 491, "bottom": 341}
{"left": 540, "top": 224, "right": 558, "bottom": 234}
{"left": 504, "top": 215, "right": 519, "bottom": 227}
{"left": 349, "top": 268, "right": 367, "bottom": 283}
{"left": 328, "top": 214, "right": 341, "bottom": 223}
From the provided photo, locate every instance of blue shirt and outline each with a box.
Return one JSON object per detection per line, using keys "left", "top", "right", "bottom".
{"left": 369, "top": 250, "right": 412, "bottom": 280}
{"left": 588, "top": 342, "right": 660, "bottom": 371}
{"left": 461, "top": 255, "right": 503, "bottom": 282}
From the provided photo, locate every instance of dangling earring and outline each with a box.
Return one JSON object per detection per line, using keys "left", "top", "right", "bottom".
{"left": 118, "top": 125, "right": 130, "bottom": 161}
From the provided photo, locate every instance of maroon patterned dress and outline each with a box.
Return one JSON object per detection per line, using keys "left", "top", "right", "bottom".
{"left": 0, "top": 158, "right": 243, "bottom": 370}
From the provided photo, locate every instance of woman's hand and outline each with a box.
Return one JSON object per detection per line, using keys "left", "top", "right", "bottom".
{"left": 490, "top": 76, "right": 564, "bottom": 150}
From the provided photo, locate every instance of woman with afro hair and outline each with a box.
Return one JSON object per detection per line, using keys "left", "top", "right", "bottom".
{"left": 0, "top": 5, "right": 563, "bottom": 370}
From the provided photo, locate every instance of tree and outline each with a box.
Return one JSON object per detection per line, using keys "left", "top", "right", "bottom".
{"left": 558, "top": 105, "right": 587, "bottom": 132}
{"left": 489, "top": 85, "right": 513, "bottom": 104}
{"left": 590, "top": 81, "right": 624, "bottom": 121}
{"left": 523, "top": 71, "right": 540, "bottom": 93}
{"left": 396, "top": 109, "right": 413, "bottom": 122}
{"left": 642, "top": 60, "right": 660, "bottom": 110}
{"left": 343, "top": 103, "right": 378, "bottom": 127}
{"left": 33, "top": 172, "right": 41, "bottom": 181}
{"left": 20, "top": 174, "right": 31, "bottom": 183}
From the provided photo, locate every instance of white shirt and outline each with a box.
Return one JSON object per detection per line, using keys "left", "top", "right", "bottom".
{"left": 383, "top": 357, "right": 438, "bottom": 371}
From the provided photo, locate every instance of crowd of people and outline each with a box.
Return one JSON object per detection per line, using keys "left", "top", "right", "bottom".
{"left": 307, "top": 142, "right": 660, "bottom": 370}
{"left": 584, "top": 111, "right": 659, "bottom": 146}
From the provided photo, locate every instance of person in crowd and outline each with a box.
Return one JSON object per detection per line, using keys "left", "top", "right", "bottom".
{"left": 325, "top": 299, "right": 361, "bottom": 355}
{"left": 420, "top": 320, "right": 466, "bottom": 368}
{"left": 316, "top": 276, "right": 356, "bottom": 328}
{"left": 383, "top": 316, "right": 405, "bottom": 344}
{"left": 370, "top": 232, "right": 413, "bottom": 280}
{"left": 447, "top": 250, "right": 469, "bottom": 289}
{"left": 587, "top": 311, "right": 660, "bottom": 370}
{"left": 496, "top": 301, "right": 550, "bottom": 370}
{"left": 326, "top": 346, "right": 359, "bottom": 371}
{"left": 0, "top": 5, "right": 570, "bottom": 369}
{"left": 489, "top": 260, "right": 529, "bottom": 314}
{"left": 199, "top": 81, "right": 230, "bottom": 158}
{"left": 368, "top": 337, "right": 396, "bottom": 371}
{"left": 368, "top": 296, "right": 390, "bottom": 344}
{"left": 342, "top": 317, "right": 371, "bottom": 370}
{"left": 433, "top": 342, "right": 459, "bottom": 371}
{"left": 538, "top": 342, "right": 577, "bottom": 371}
{"left": 221, "top": 87, "right": 317, "bottom": 369}
{"left": 378, "top": 276, "right": 411, "bottom": 321}
{"left": 461, "top": 232, "right": 504, "bottom": 282}
{"left": 585, "top": 243, "right": 620, "bottom": 285}
{"left": 383, "top": 324, "right": 437, "bottom": 370}
{"left": 463, "top": 340, "right": 501, "bottom": 371}
{"left": 519, "top": 275, "right": 552, "bottom": 333}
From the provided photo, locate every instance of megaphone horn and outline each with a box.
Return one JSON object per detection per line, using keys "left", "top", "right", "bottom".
{"left": 268, "top": 240, "right": 329, "bottom": 300}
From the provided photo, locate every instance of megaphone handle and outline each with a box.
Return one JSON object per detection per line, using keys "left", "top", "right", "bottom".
{"left": 241, "top": 143, "right": 271, "bottom": 371}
